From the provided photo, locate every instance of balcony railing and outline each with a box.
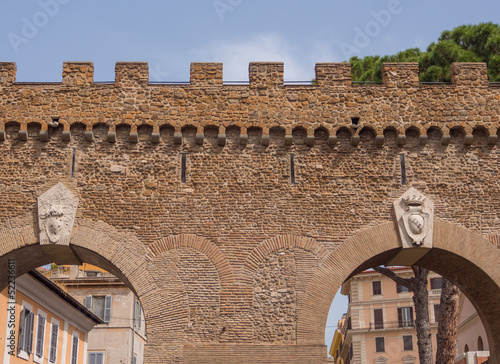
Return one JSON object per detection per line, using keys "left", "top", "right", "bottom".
{"left": 368, "top": 320, "right": 415, "bottom": 330}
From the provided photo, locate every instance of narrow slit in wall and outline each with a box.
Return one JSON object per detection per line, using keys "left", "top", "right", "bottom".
{"left": 400, "top": 153, "right": 406, "bottom": 185}
{"left": 290, "top": 154, "right": 295, "bottom": 186}
{"left": 181, "top": 153, "right": 187, "bottom": 183}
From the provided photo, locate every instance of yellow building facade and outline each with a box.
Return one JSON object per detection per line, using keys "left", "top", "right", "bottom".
{"left": 1, "top": 270, "right": 102, "bottom": 364}
{"left": 334, "top": 268, "right": 443, "bottom": 364}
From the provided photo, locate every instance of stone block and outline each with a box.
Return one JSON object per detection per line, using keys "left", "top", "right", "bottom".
{"left": 375, "top": 135, "right": 384, "bottom": 147}
{"left": 195, "top": 133, "right": 204, "bottom": 145}
{"left": 129, "top": 132, "right": 139, "bottom": 143}
{"left": 217, "top": 133, "right": 226, "bottom": 146}
{"left": 107, "top": 131, "right": 116, "bottom": 143}
{"left": 84, "top": 131, "right": 93, "bottom": 142}
{"left": 18, "top": 130, "right": 28, "bottom": 141}
{"left": 115, "top": 62, "right": 149, "bottom": 87}
{"left": 61, "top": 131, "right": 71, "bottom": 142}
{"left": 0, "top": 62, "right": 16, "bottom": 85}
{"left": 382, "top": 63, "right": 419, "bottom": 88}
{"left": 151, "top": 132, "right": 160, "bottom": 144}
{"left": 314, "top": 63, "right": 351, "bottom": 86}
{"left": 451, "top": 62, "right": 489, "bottom": 87}
{"left": 190, "top": 63, "right": 223, "bottom": 86}
{"left": 62, "top": 62, "right": 94, "bottom": 86}
{"left": 249, "top": 62, "right": 284, "bottom": 88}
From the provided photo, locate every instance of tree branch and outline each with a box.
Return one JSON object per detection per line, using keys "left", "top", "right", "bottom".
{"left": 372, "top": 266, "right": 412, "bottom": 290}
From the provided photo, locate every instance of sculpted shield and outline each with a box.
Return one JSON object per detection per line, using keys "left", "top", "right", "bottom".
{"left": 394, "top": 187, "right": 434, "bottom": 249}
{"left": 38, "top": 183, "right": 79, "bottom": 245}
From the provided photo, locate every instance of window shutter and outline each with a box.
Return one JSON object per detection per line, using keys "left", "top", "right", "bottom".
{"left": 27, "top": 311, "right": 35, "bottom": 353}
{"left": 18, "top": 308, "right": 26, "bottom": 352}
{"left": 71, "top": 336, "right": 78, "bottom": 364}
{"left": 36, "top": 315, "right": 45, "bottom": 357}
{"left": 85, "top": 296, "right": 93, "bottom": 310}
{"left": 398, "top": 307, "right": 402, "bottom": 327}
{"left": 396, "top": 283, "right": 401, "bottom": 293}
{"left": 410, "top": 307, "right": 414, "bottom": 325}
{"left": 104, "top": 295, "right": 112, "bottom": 323}
{"left": 374, "top": 309, "right": 383, "bottom": 329}
{"left": 49, "top": 323, "right": 58, "bottom": 363}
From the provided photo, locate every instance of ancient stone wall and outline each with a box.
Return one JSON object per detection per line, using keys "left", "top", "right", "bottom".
{"left": 0, "top": 61, "right": 499, "bottom": 363}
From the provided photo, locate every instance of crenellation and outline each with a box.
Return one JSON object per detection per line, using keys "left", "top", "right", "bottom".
{"left": 451, "top": 62, "right": 489, "bottom": 87}
{"left": 381, "top": 62, "right": 419, "bottom": 88}
{"left": 314, "top": 63, "right": 351, "bottom": 86}
{"left": 0, "top": 61, "right": 498, "bottom": 147}
{"left": 62, "top": 62, "right": 94, "bottom": 87}
{"left": 249, "top": 62, "right": 284, "bottom": 88}
{"left": 190, "top": 62, "right": 223, "bottom": 86}
{"left": 0, "top": 62, "right": 16, "bottom": 85}
{"left": 115, "top": 62, "right": 149, "bottom": 87}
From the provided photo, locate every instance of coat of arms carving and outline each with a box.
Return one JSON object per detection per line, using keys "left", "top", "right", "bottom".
{"left": 38, "top": 183, "right": 78, "bottom": 245}
{"left": 393, "top": 187, "right": 434, "bottom": 249}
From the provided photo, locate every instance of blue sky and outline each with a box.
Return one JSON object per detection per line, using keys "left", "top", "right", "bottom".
{"left": 1, "top": 0, "right": 498, "bottom": 353}
{"left": 2, "top": 0, "right": 499, "bottom": 82}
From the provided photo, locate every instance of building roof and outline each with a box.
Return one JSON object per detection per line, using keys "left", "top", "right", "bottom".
{"left": 28, "top": 270, "right": 104, "bottom": 325}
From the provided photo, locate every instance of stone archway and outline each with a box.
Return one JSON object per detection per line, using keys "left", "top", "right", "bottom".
{"left": 0, "top": 214, "right": 167, "bottom": 362}
{"left": 297, "top": 220, "right": 500, "bottom": 362}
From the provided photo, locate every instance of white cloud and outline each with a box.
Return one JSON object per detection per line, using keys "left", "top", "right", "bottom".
{"left": 192, "top": 33, "right": 316, "bottom": 81}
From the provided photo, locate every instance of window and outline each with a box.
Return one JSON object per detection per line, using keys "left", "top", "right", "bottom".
{"left": 49, "top": 321, "right": 59, "bottom": 363}
{"left": 374, "top": 309, "right": 384, "bottom": 329}
{"left": 34, "top": 312, "right": 47, "bottom": 363}
{"left": 464, "top": 344, "right": 469, "bottom": 353}
{"left": 403, "top": 335, "right": 413, "bottom": 351}
{"left": 71, "top": 333, "right": 79, "bottom": 364}
{"left": 88, "top": 352, "right": 104, "bottom": 364}
{"left": 85, "top": 295, "right": 112, "bottom": 323}
{"left": 434, "top": 304, "right": 441, "bottom": 323}
{"left": 396, "top": 283, "right": 409, "bottom": 293}
{"left": 398, "top": 307, "right": 414, "bottom": 327}
{"left": 375, "top": 337, "right": 385, "bottom": 352}
{"left": 430, "top": 278, "right": 443, "bottom": 290}
{"left": 478, "top": 336, "right": 484, "bottom": 351}
{"left": 372, "top": 281, "right": 382, "bottom": 295}
{"left": 18, "top": 306, "right": 35, "bottom": 357}
{"left": 134, "top": 297, "right": 142, "bottom": 330}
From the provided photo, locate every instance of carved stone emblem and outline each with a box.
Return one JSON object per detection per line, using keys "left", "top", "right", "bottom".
{"left": 38, "top": 183, "right": 78, "bottom": 245}
{"left": 394, "top": 187, "right": 434, "bottom": 248}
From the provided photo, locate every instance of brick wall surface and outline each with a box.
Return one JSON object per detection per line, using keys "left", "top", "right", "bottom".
{"left": 0, "top": 61, "right": 500, "bottom": 363}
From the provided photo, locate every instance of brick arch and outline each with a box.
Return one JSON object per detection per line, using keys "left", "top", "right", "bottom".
{"left": 0, "top": 214, "right": 159, "bottom": 299}
{"left": 0, "top": 215, "right": 178, "bottom": 363}
{"left": 146, "top": 234, "right": 240, "bottom": 349}
{"left": 147, "top": 234, "right": 235, "bottom": 287}
{"left": 240, "top": 234, "right": 330, "bottom": 279}
{"left": 296, "top": 220, "right": 500, "bottom": 362}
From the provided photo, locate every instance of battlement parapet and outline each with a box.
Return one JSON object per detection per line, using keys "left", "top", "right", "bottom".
{"left": 0, "top": 61, "right": 496, "bottom": 87}
{"left": 0, "top": 61, "right": 498, "bottom": 147}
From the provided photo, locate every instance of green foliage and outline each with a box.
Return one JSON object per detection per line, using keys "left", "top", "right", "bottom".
{"left": 349, "top": 22, "right": 500, "bottom": 82}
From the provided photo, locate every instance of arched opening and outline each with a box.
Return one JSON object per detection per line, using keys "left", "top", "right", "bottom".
{"left": 0, "top": 216, "right": 158, "bottom": 364}
{"left": 299, "top": 220, "right": 500, "bottom": 363}
{"left": 479, "top": 336, "right": 484, "bottom": 351}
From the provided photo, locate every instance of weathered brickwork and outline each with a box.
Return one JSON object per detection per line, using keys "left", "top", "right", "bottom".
{"left": 0, "top": 61, "right": 500, "bottom": 363}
